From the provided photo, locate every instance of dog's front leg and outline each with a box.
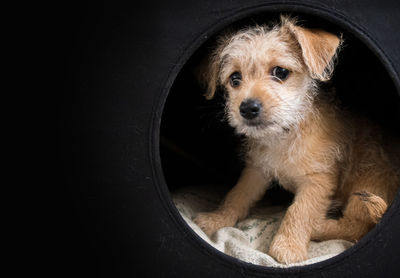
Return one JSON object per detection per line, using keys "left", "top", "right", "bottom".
{"left": 194, "top": 166, "right": 270, "bottom": 237}
{"left": 268, "top": 173, "right": 334, "bottom": 264}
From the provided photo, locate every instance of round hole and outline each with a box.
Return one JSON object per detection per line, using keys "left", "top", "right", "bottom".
{"left": 158, "top": 11, "right": 400, "bottom": 269}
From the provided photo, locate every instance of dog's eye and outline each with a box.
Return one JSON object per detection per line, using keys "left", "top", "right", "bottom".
{"left": 229, "top": 72, "right": 242, "bottom": 87}
{"left": 271, "top": 66, "right": 290, "bottom": 81}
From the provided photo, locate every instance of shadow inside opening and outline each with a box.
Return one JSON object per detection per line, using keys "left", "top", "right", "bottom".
{"left": 160, "top": 13, "right": 400, "bottom": 267}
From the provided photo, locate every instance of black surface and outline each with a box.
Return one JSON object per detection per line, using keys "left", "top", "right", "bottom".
{"left": 61, "top": 1, "right": 400, "bottom": 277}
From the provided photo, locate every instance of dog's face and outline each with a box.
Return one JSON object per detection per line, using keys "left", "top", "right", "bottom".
{"left": 220, "top": 28, "right": 314, "bottom": 138}
{"left": 200, "top": 17, "right": 340, "bottom": 139}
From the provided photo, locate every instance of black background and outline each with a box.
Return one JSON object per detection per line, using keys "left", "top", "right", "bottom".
{"left": 60, "top": 1, "right": 400, "bottom": 277}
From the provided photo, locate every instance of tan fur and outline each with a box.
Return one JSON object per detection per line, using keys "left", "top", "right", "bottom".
{"left": 193, "top": 16, "right": 399, "bottom": 264}
{"left": 283, "top": 16, "right": 341, "bottom": 81}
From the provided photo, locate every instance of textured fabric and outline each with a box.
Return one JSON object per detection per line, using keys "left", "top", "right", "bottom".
{"left": 173, "top": 185, "right": 353, "bottom": 267}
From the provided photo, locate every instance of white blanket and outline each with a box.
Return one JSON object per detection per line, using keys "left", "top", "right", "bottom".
{"left": 173, "top": 185, "right": 353, "bottom": 267}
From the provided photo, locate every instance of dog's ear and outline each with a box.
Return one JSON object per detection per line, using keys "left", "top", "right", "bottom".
{"left": 281, "top": 16, "right": 342, "bottom": 81}
{"left": 196, "top": 34, "right": 232, "bottom": 99}
{"left": 196, "top": 53, "right": 220, "bottom": 100}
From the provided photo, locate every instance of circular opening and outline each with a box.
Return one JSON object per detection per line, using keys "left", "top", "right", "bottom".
{"left": 159, "top": 11, "right": 400, "bottom": 268}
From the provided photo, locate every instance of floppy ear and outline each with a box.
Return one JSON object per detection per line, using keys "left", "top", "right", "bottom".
{"left": 196, "top": 34, "right": 232, "bottom": 100}
{"left": 281, "top": 16, "right": 341, "bottom": 81}
{"left": 196, "top": 53, "right": 220, "bottom": 100}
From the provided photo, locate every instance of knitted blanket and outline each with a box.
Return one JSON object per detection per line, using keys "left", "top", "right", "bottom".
{"left": 173, "top": 185, "right": 353, "bottom": 267}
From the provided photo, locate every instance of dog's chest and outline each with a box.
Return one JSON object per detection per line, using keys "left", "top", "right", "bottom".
{"left": 248, "top": 139, "right": 308, "bottom": 192}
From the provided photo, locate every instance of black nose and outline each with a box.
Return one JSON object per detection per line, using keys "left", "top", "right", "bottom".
{"left": 239, "top": 99, "right": 262, "bottom": 120}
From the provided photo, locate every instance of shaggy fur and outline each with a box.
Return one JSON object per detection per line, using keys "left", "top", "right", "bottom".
{"left": 194, "top": 16, "right": 400, "bottom": 264}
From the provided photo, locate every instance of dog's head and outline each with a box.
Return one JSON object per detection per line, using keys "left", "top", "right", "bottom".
{"left": 199, "top": 16, "right": 341, "bottom": 139}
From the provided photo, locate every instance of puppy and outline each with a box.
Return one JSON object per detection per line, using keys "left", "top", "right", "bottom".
{"left": 194, "top": 16, "right": 399, "bottom": 264}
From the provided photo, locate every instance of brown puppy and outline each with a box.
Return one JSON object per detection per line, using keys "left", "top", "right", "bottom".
{"left": 194, "top": 16, "right": 399, "bottom": 264}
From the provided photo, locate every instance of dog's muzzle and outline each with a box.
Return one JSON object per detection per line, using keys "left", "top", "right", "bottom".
{"left": 239, "top": 98, "right": 262, "bottom": 120}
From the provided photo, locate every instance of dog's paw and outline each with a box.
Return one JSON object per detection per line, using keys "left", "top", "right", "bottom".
{"left": 268, "top": 234, "right": 308, "bottom": 264}
{"left": 193, "top": 211, "right": 232, "bottom": 237}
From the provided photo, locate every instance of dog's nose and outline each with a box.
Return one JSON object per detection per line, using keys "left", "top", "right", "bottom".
{"left": 239, "top": 99, "right": 262, "bottom": 120}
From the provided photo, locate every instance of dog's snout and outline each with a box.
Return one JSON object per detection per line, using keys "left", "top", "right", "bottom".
{"left": 240, "top": 99, "right": 262, "bottom": 120}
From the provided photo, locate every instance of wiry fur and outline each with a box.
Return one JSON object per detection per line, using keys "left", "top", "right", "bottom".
{"left": 194, "top": 16, "right": 400, "bottom": 264}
